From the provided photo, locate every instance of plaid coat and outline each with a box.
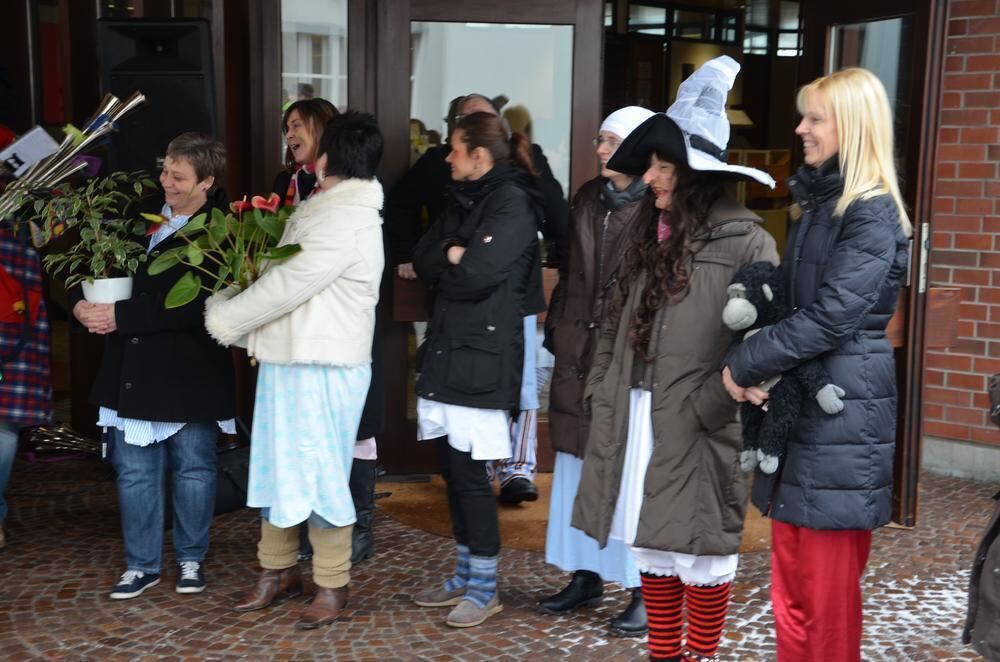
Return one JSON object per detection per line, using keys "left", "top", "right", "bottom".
{"left": 0, "top": 229, "right": 53, "bottom": 428}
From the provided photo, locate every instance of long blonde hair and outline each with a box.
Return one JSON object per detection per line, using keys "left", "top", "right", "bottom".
{"left": 797, "top": 68, "right": 911, "bottom": 237}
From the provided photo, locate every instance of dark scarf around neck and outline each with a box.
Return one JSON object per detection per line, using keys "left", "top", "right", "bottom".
{"left": 600, "top": 176, "right": 647, "bottom": 211}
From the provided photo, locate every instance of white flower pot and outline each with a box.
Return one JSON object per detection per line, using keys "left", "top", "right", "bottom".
{"left": 82, "top": 277, "right": 133, "bottom": 304}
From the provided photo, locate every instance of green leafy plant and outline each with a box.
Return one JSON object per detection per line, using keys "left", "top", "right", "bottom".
{"left": 146, "top": 192, "right": 301, "bottom": 309}
{"left": 25, "top": 171, "right": 156, "bottom": 288}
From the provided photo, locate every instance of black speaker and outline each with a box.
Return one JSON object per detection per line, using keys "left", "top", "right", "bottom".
{"left": 97, "top": 19, "right": 216, "bottom": 175}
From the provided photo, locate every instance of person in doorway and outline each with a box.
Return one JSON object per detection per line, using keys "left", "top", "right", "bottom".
{"left": 271, "top": 98, "right": 382, "bottom": 565}
{"left": 722, "top": 67, "right": 911, "bottom": 662}
{"left": 206, "top": 111, "right": 385, "bottom": 629}
{"left": 386, "top": 92, "right": 568, "bottom": 504}
{"left": 0, "top": 223, "right": 54, "bottom": 550}
{"left": 572, "top": 56, "right": 779, "bottom": 661}
{"left": 410, "top": 111, "right": 544, "bottom": 628}
{"left": 539, "top": 105, "right": 654, "bottom": 637}
{"left": 73, "top": 133, "right": 235, "bottom": 600}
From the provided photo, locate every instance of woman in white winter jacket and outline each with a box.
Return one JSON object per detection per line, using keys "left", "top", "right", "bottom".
{"left": 204, "top": 111, "right": 384, "bottom": 630}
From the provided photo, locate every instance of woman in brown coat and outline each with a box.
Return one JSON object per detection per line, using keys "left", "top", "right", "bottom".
{"left": 571, "top": 56, "right": 778, "bottom": 661}
{"left": 539, "top": 106, "right": 653, "bottom": 637}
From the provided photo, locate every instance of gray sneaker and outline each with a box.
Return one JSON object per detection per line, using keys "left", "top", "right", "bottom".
{"left": 412, "top": 583, "right": 466, "bottom": 607}
{"left": 445, "top": 594, "right": 503, "bottom": 627}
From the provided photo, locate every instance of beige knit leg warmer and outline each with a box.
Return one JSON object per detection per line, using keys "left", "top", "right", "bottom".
{"left": 309, "top": 524, "right": 353, "bottom": 589}
{"left": 257, "top": 519, "right": 299, "bottom": 570}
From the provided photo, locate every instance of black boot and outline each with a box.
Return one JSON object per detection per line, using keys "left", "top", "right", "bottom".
{"left": 608, "top": 587, "right": 648, "bottom": 637}
{"left": 349, "top": 458, "right": 377, "bottom": 564}
{"left": 538, "top": 570, "right": 604, "bottom": 614}
{"left": 297, "top": 524, "right": 313, "bottom": 561}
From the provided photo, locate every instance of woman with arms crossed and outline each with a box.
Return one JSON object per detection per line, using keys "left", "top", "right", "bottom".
{"left": 410, "top": 111, "right": 544, "bottom": 628}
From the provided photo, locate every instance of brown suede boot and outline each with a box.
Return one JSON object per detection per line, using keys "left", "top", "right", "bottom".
{"left": 296, "top": 585, "right": 349, "bottom": 629}
{"left": 232, "top": 566, "right": 303, "bottom": 612}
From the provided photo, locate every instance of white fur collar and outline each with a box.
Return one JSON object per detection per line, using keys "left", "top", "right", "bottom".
{"left": 296, "top": 178, "right": 384, "bottom": 220}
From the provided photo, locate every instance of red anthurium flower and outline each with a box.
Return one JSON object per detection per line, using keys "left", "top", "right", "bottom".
{"left": 230, "top": 199, "right": 253, "bottom": 214}
{"left": 141, "top": 212, "right": 169, "bottom": 236}
{"left": 251, "top": 192, "right": 281, "bottom": 214}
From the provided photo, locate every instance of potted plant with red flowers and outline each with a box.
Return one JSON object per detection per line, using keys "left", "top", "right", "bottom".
{"left": 146, "top": 192, "right": 302, "bottom": 308}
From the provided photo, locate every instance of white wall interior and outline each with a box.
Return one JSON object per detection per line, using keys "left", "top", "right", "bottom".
{"left": 410, "top": 21, "right": 574, "bottom": 197}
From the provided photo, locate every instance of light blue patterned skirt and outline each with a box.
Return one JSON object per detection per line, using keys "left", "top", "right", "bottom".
{"left": 248, "top": 361, "right": 371, "bottom": 528}
{"left": 546, "top": 451, "right": 640, "bottom": 588}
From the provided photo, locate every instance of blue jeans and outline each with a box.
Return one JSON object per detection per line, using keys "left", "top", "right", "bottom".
{"left": 110, "top": 423, "right": 218, "bottom": 573}
{"left": 0, "top": 424, "right": 18, "bottom": 521}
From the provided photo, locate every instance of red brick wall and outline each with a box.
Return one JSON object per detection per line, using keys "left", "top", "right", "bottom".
{"left": 924, "top": 0, "right": 1000, "bottom": 446}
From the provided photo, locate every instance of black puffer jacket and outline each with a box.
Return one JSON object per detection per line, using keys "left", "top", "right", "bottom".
{"left": 727, "top": 159, "right": 909, "bottom": 530}
{"left": 413, "top": 163, "right": 545, "bottom": 410}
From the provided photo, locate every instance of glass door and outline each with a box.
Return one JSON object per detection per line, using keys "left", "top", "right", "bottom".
{"left": 802, "top": 0, "right": 946, "bottom": 526}
{"left": 376, "top": 0, "right": 604, "bottom": 474}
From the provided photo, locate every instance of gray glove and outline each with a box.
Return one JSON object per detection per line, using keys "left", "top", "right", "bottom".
{"left": 816, "top": 384, "right": 846, "bottom": 415}
{"left": 757, "top": 449, "right": 780, "bottom": 474}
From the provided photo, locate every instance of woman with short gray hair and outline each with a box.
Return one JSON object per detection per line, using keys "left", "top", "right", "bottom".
{"left": 72, "top": 132, "right": 235, "bottom": 601}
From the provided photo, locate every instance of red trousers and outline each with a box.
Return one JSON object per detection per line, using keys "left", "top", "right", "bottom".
{"left": 770, "top": 519, "right": 873, "bottom": 662}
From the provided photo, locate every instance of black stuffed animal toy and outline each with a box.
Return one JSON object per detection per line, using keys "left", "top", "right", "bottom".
{"left": 722, "top": 261, "right": 845, "bottom": 473}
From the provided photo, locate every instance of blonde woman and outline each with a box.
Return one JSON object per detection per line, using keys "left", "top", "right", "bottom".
{"left": 722, "top": 68, "right": 911, "bottom": 661}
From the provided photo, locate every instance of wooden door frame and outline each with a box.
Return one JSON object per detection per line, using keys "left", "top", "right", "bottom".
{"left": 800, "top": 0, "right": 949, "bottom": 526}
{"left": 374, "top": 0, "right": 604, "bottom": 473}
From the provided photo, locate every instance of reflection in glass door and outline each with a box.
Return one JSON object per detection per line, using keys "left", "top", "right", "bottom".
{"left": 829, "top": 17, "right": 915, "bottom": 183}
{"left": 280, "top": 0, "right": 349, "bottom": 112}
{"left": 409, "top": 21, "right": 574, "bottom": 193}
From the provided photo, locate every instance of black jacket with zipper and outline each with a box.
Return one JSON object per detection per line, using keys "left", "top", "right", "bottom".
{"left": 79, "top": 190, "right": 236, "bottom": 423}
{"left": 413, "top": 163, "right": 545, "bottom": 411}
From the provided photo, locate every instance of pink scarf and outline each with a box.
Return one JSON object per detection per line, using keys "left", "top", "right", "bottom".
{"left": 657, "top": 210, "right": 672, "bottom": 243}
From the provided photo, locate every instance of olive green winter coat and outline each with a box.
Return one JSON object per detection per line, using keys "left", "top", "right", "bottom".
{"left": 571, "top": 196, "right": 778, "bottom": 556}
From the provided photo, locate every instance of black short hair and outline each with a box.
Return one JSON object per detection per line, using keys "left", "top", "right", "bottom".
{"left": 318, "top": 111, "right": 383, "bottom": 180}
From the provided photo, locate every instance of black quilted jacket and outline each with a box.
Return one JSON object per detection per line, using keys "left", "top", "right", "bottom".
{"left": 727, "top": 159, "right": 910, "bottom": 531}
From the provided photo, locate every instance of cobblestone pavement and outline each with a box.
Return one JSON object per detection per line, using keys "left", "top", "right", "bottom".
{"left": 0, "top": 457, "right": 995, "bottom": 660}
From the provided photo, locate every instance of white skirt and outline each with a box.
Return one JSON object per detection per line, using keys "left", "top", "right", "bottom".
{"left": 546, "top": 451, "right": 640, "bottom": 587}
{"left": 417, "top": 397, "right": 512, "bottom": 461}
{"left": 610, "top": 388, "right": 739, "bottom": 586}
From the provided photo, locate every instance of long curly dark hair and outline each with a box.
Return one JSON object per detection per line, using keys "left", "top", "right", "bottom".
{"left": 619, "top": 156, "right": 726, "bottom": 360}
